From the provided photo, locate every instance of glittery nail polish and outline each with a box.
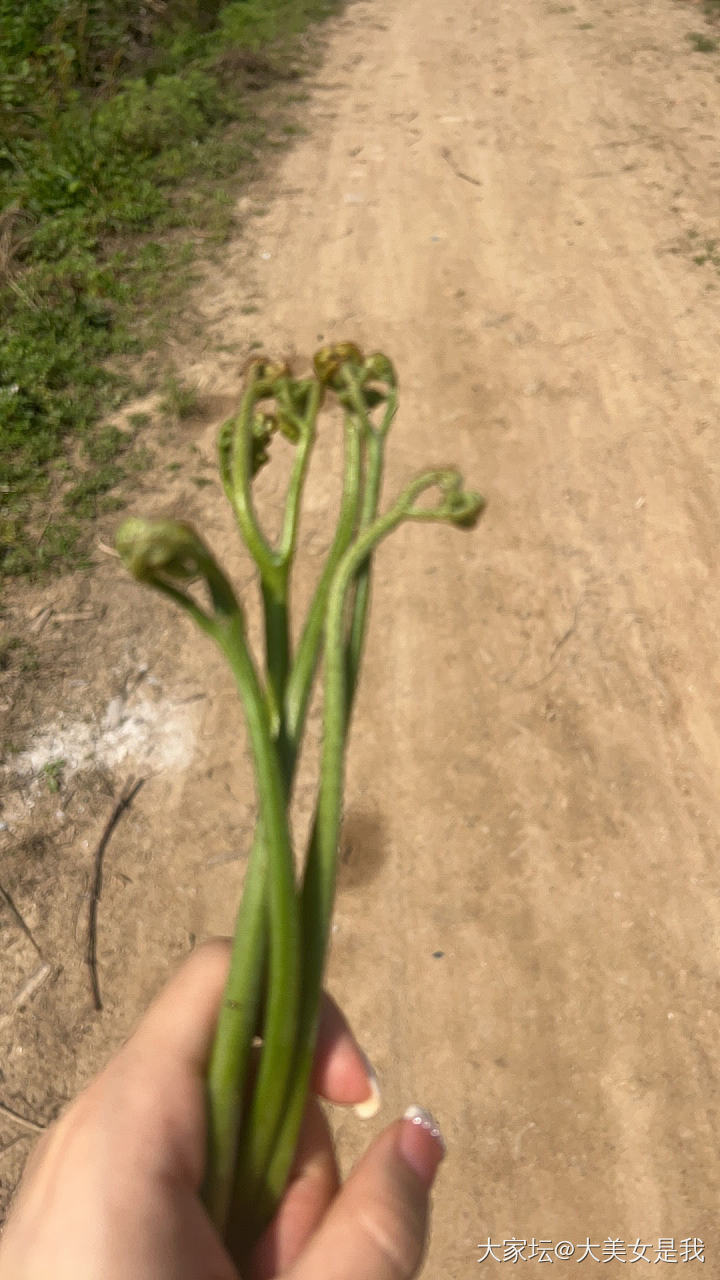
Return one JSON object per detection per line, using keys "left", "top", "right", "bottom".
{"left": 398, "top": 1105, "right": 446, "bottom": 1184}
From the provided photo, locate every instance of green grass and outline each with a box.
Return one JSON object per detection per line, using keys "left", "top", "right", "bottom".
{"left": 668, "top": 227, "right": 720, "bottom": 278}
{"left": 0, "top": 0, "right": 346, "bottom": 579}
{"left": 42, "top": 758, "right": 66, "bottom": 793}
{"left": 159, "top": 374, "right": 202, "bottom": 421}
{"left": 0, "top": 633, "right": 39, "bottom": 673}
{"left": 691, "top": 237, "right": 720, "bottom": 268}
{"left": 687, "top": 30, "right": 719, "bottom": 52}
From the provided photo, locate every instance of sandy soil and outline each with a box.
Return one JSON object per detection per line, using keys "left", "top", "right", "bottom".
{"left": 2, "top": 0, "right": 720, "bottom": 1272}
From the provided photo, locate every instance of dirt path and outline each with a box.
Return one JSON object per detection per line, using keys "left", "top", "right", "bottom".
{"left": 3, "top": 0, "right": 720, "bottom": 1271}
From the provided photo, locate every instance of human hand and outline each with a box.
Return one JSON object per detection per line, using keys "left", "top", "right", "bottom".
{"left": 0, "top": 940, "right": 445, "bottom": 1280}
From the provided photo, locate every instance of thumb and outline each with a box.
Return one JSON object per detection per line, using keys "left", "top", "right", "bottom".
{"left": 287, "top": 1107, "right": 445, "bottom": 1280}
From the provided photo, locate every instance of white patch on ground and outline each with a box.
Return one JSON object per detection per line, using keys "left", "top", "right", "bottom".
{"left": 12, "top": 694, "right": 199, "bottom": 779}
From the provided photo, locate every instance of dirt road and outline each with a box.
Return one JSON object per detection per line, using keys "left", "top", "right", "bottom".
{"left": 3, "top": 0, "right": 720, "bottom": 1272}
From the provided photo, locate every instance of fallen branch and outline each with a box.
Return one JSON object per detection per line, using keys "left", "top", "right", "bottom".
{"left": 86, "top": 776, "right": 145, "bottom": 1011}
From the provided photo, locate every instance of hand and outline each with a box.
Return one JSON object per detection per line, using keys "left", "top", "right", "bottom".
{"left": 0, "top": 940, "right": 445, "bottom": 1279}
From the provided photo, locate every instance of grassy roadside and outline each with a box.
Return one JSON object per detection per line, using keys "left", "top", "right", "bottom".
{"left": 0, "top": 0, "right": 346, "bottom": 579}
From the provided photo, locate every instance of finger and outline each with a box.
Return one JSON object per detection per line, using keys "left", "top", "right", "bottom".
{"left": 287, "top": 1109, "right": 446, "bottom": 1280}
{"left": 249, "top": 1097, "right": 339, "bottom": 1280}
{"left": 121, "top": 943, "right": 377, "bottom": 1116}
{"left": 312, "top": 994, "right": 381, "bottom": 1115}
{"left": 87, "top": 940, "right": 234, "bottom": 1189}
{"left": 120, "top": 937, "right": 233, "bottom": 1076}
{"left": 107, "top": 942, "right": 378, "bottom": 1207}
{"left": 106, "top": 945, "right": 377, "bottom": 1171}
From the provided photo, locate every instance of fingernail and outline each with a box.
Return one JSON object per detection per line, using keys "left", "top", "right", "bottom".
{"left": 354, "top": 1051, "right": 381, "bottom": 1119}
{"left": 398, "top": 1105, "right": 446, "bottom": 1185}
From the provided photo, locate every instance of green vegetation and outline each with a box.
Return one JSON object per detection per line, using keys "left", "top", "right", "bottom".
{"left": 691, "top": 236, "right": 720, "bottom": 268}
{"left": 0, "top": 633, "right": 39, "bottom": 673}
{"left": 671, "top": 227, "right": 720, "bottom": 276}
{"left": 159, "top": 374, "right": 201, "bottom": 422}
{"left": 42, "top": 757, "right": 66, "bottom": 793}
{"left": 687, "top": 30, "right": 719, "bottom": 52}
{"left": 0, "top": 0, "right": 345, "bottom": 579}
{"left": 116, "top": 345, "right": 485, "bottom": 1262}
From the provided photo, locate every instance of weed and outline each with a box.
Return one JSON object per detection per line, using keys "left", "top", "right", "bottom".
{"left": 64, "top": 464, "right": 126, "bottom": 517}
{"left": 84, "top": 425, "right": 130, "bottom": 464}
{"left": 125, "top": 445, "right": 155, "bottom": 473}
{"left": 692, "top": 237, "right": 720, "bottom": 267}
{"left": 42, "top": 758, "right": 66, "bottom": 793}
{"left": 671, "top": 228, "right": 720, "bottom": 275}
{"left": 0, "top": 634, "right": 39, "bottom": 673}
{"left": 687, "top": 30, "right": 719, "bottom": 52}
{"left": 159, "top": 375, "right": 201, "bottom": 420}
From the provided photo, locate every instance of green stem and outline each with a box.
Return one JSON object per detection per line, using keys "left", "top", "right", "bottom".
{"left": 113, "top": 543, "right": 298, "bottom": 1240}
{"left": 229, "top": 369, "right": 284, "bottom": 591}
{"left": 226, "top": 437, "right": 369, "bottom": 1251}
{"left": 209, "top": 395, "right": 359, "bottom": 1249}
{"left": 261, "top": 572, "right": 290, "bottom": 739}
{"left": 253, "top": 470, "right": 463, "bottom": 1232}
{"left": 206, "top": 614, "right": 300, "bottom": 1235}
{"left": 330, "top": 370, "right": 396, "bottom": 702}
{"left": 279, "top": 381, "right": 322, "bottom": 562}
{"left": 203, "top": 829, "right": 267, "bottom": 1232}
{"left": 284, "top": 415, "right": 363, "bottom": 744}
{"left": 345, "top": 426, "right": 385, "bottom": 704}
{"left": 261, "top": 380, "right": 321, "bottom": 736}
{"left": 283, "top": 378, "right": 396, "bottom": 745}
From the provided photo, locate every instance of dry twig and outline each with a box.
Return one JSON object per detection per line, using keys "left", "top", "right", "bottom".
{"left": 440, "top": 145, "right": 483, "bottom": 187}
{"left": 86, "top": 776, "right": 145, "bottom": 1011}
